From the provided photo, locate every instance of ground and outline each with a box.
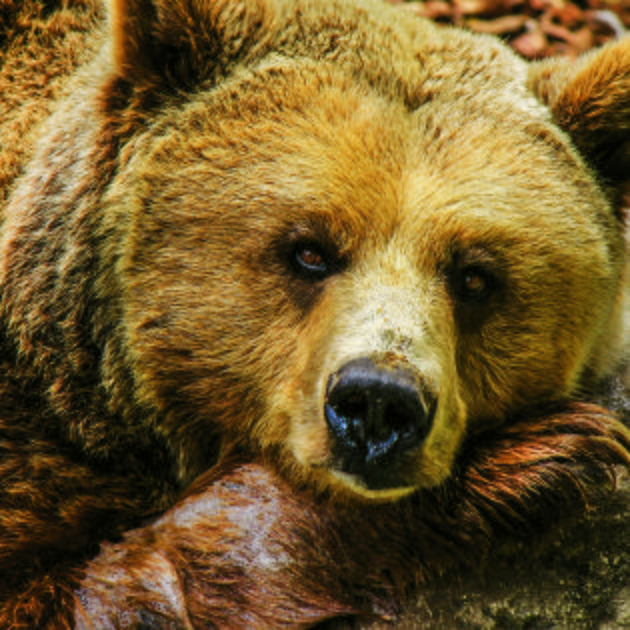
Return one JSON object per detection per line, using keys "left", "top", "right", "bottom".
{"left": 388, "top": 0, "right": 630, "bottom": 59}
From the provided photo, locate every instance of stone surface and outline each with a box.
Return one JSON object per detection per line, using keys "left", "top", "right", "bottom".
{"left": 362, "top": 475, "right": 630, "bottom": 629}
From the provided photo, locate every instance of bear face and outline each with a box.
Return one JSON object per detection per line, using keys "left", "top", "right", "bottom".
{"left": 95, "top": 2, "right": 626, "bottom": 498}
{"left": 1, "top": 0, "right": 627, "bottom": 505}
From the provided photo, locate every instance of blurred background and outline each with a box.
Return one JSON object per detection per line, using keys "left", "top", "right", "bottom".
{"left": 386, "top": 0, "right": 629, "bottom": 58}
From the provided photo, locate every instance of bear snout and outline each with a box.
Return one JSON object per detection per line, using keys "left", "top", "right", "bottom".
{"left": 324, "top": 358, "right": 437, "bottom": 491}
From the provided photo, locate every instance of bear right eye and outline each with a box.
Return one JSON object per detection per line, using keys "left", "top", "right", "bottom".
{"left": 296, "top": 246, "right": 326, "bottom": 273}
{"left": 294, "top": 243, "right": 331, "bottom": 280}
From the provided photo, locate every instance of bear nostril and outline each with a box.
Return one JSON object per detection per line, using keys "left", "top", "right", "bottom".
{"left": 331, "top": 392, "right": 369, "bottom": 441}
{"left": 338, "top": 393, "right": 369, "bottom": 421}
{"left": 325, "top": 358, "right": 435, "bottom": 478}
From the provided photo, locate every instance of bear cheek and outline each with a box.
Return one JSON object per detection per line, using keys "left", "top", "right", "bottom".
{"left": 454, "top": 263, "right": 616, "bottom": 425}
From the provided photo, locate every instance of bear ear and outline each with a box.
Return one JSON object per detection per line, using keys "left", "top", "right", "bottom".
{"left": 528, "top": 39, "right": 630, "bottom": 203}
{"left": 108, "top": 0, "right": 277, "bottom": 89}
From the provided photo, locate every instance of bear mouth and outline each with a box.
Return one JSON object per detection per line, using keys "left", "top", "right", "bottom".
{"left": 330, "top": 462, "right": 421, "bottom": 495}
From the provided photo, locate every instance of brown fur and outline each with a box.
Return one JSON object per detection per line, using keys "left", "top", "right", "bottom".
{"left": 75, "top": 404, "right": 630, "bottom": 627}
{"left": 0, "top": 0, "right": 102, "bottom": 208}
{"left": 1, "top": 0, "right": 630, "bottom": 626}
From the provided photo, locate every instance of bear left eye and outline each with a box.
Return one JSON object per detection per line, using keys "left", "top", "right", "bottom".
{"left": 457, "top": 266, "right": 495, "bottom": 302}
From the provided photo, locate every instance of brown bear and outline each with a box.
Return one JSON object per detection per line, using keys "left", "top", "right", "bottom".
{"left": 1, "top": 0, "right": 630, "bottom": 627}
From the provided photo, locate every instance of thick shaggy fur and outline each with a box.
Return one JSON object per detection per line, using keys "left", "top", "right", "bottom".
{"left": 1, "top": 0, "right": 630, "bottom": 627}
{"left": 74, "top": 405, "right": 630, "bottom": 628}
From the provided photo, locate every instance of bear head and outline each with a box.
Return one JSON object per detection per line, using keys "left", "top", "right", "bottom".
{"left": 5, "top": 0, "right": 630, "bottom": 500}
{"left": 107, "top": 0, "right": 630, "bottom": 498}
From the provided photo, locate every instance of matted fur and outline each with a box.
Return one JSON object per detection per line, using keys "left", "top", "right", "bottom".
{"left": 72, "top": 404, "right": 630, "bottom": 628}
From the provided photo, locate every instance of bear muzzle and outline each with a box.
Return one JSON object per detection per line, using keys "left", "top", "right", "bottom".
{"left": 325, "top": 357, "right": 437, "bottom": 491}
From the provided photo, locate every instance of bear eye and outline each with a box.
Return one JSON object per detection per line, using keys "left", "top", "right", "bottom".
{"left": 297, "top": 247, "right": 326, "bottom": 272}
{"left": 456, "top": 266, "right": 495, "bottom": 303}
{"left": 293, "top": 243, "right": 331, "bottom": 280}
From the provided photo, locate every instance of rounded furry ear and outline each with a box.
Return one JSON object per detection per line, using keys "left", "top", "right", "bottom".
{"left": 108, "top": 0, "right": 277, "bottom": 88}
{"left": 528, "top": 39, "right": 630, "bottom": 201}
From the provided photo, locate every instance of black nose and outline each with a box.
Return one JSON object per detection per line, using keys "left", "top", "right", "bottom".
{"left": 324, "top": 358, "right": 436, "bottom": 482}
